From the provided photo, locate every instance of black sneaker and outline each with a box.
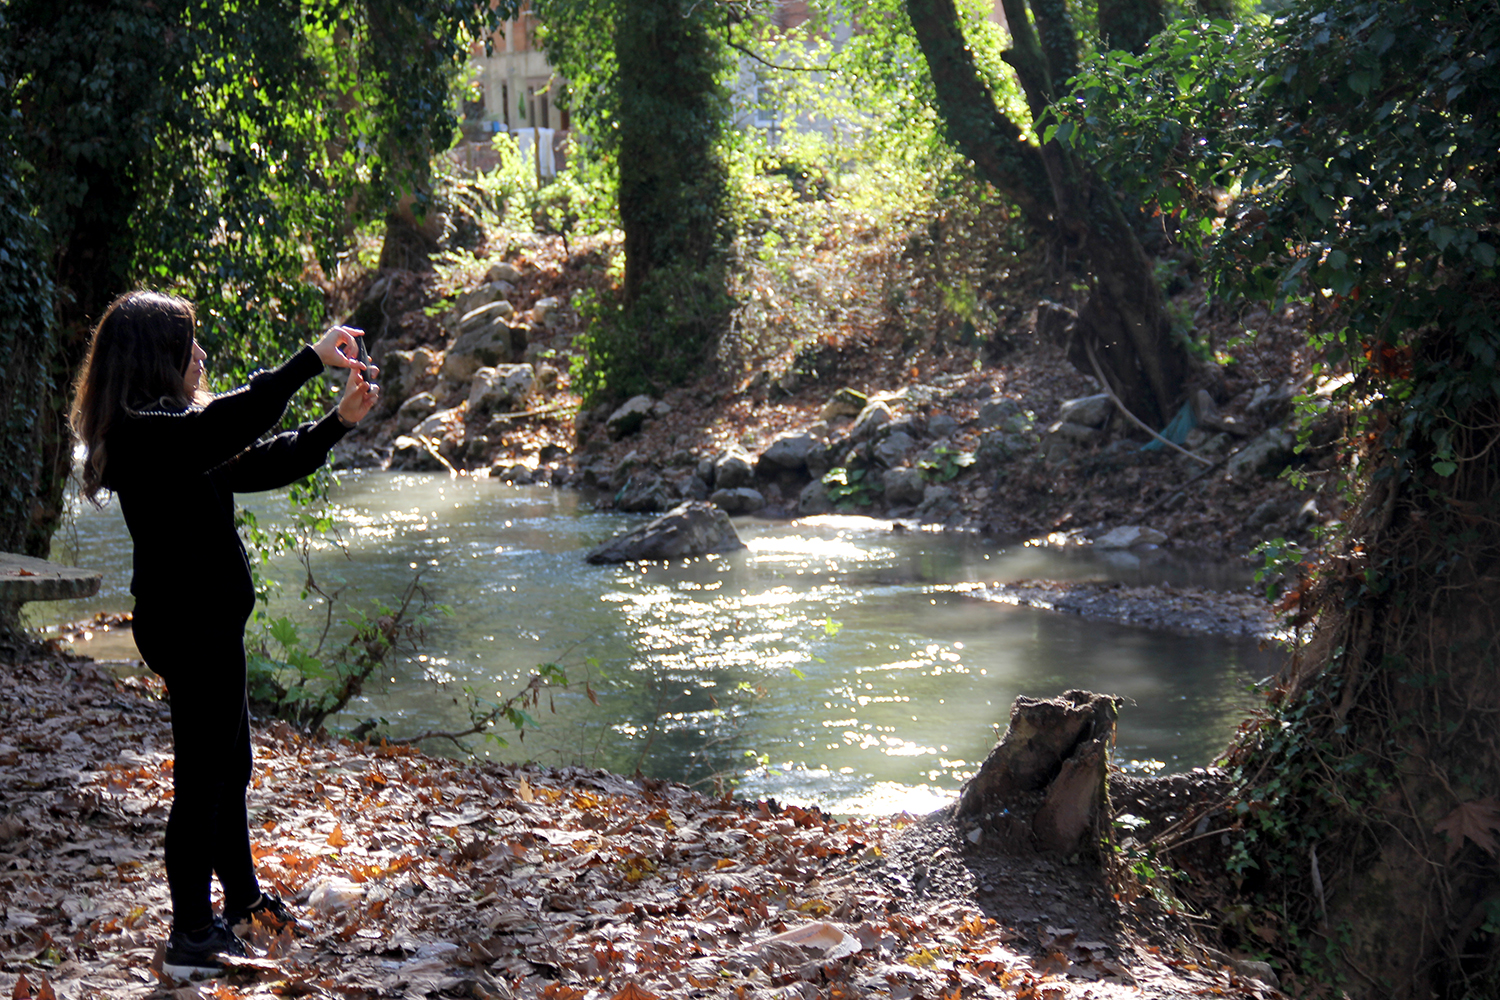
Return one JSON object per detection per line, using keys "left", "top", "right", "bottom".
{"left": 162, "top": 917, "right": 246, "bottom": 980}
{"left": 225, "top": 891, "right": 302, "bottom": 934}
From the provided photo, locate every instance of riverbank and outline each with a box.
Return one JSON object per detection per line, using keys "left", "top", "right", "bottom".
{"left": 329, "top": 233, "right": 1335, "bottom": 562}
{"left": 1, "top": 651, "right": 1279, "bottom": 999}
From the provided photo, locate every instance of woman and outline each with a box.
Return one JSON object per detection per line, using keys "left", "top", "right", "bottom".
{"left": 70, "top": 290, "right": 379, "bottom": 979}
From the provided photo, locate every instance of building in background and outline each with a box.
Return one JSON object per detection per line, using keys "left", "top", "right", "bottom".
{"left": 457, "top": 5, "right": 568, "bottom": 176}
{"left": 450, "top": 2, "right": 1009, "bottom": 176}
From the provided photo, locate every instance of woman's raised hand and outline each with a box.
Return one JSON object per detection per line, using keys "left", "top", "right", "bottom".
{"left": 313, "top": 325, "right": 367, "bottom": 370}
{"left": 338, "top": 363, "right": 381, "bottom": 426}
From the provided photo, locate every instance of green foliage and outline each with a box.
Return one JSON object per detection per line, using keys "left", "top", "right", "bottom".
{"left": 1071, "top": 2, "right": 1500, "bottom": 985}
{"left": 0, "top": 0, "right": 517, "bottom": 580}
{"left": 822, "top": 466, "right": 879, "bottom": 508}
{"left": 0, "top": 62, "right": 57, "bottom": 574}
{"left": 1251, "top": 536, "right": 1309, "bottom": 601}
{"left": 1062, "top": 3, "right": 1500, "bottom": 463}
{"left": 918, "top": 445, "right": 977, "bottom": 483}
{"left": 247, "top": 585, "right": 453, "bottom": 735}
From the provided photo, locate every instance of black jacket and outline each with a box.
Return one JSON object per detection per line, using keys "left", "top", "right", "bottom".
{"left": 104, "top": 346, "right": 349, "bottom": 619}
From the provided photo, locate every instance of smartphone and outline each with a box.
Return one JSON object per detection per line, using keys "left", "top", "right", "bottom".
{"left": 340, "top": 332, "right": 369, "bottom": 368}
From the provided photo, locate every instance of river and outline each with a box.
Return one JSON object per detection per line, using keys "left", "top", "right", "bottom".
{"left": 42, "top": 471, "right": 1276, "bottom": 815}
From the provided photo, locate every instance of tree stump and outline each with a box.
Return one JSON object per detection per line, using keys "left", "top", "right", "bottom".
{"left": 956, "top": 689, "right": 1119, "bottom": 856}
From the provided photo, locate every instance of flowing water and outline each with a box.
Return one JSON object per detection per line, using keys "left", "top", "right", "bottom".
{"left": 43, "top": 471, "right": 1277, "bottom": 815}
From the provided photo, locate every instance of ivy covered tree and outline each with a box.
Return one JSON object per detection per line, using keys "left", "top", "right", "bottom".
{"left": 903, "top": 0, "right": 1197, "bottom": 429}
{"left": 0, "top": 0, "right": 513, "bottom": 608}
{"left": 536, "top": 0, "right": 735, "bottom": 403}
{"left": 1061, "top": 2, "right": 1500, "bottom": 993}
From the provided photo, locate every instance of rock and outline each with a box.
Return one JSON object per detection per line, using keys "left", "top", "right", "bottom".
{"left": 464, "top": 435, "right": 492, "bottom": 462}
{"left": 531, "top": 296, "right": 562, "bottom": 326}
{"left": 538, "top": 443, "right": 570, "bottom": 465}
{"left": 584, "top": 501, "right": 745, "bottom": 564}
{"left": 410, "top": 345, "right": 439, "bottom": 378}
{"left": 820, "top": 388, "right": 868, "bottom": 420}
{"left": 582, "top": 462, "right": 616, "bottom": 491}
{"left": 887, "top": 414, "right": 925, "bottom": 439}
{"left": 452, "top": 284, "right": 514, "bottom": 322}
{"left": 976, "top": 398, "right": 1022, "bottom": 429}
{"left": 535, "top": 364, "right": 560, "bottom": 394}
{"left": 760, "top": 432, "right": 818, "bottom": 472}
{"left": 1247, "top": 498, "right": 1287, "bottom": 532}
{"left": 714, "top": 450, "right": 756, "bottom": 490}
{"left": 1246, "top": 381, "right": 1297, "bottom": 421}
{"left": 486, "top": 261, "right": 522, "bottom": 284}
{"left": 411, "top": 407, "right": 464, "bottom": 443}
{"left": 977, "top": 412, "right": 1037, "bottom": 468}
{"left": 914, "top": 484, "right": 958, "bottom": 523}
{"left": 458, "top": 300, "right": 514, "bottom": 334}
{"left": 444, "top": 321, "right": 529, "bottom": 380}
{"left": 606, "top": 395, "right": 656, "bottom": 440}
{"left": 849, "top": 401, "right": 893, "bottom": 441}
{"left": 873, "top": 430, "right": 917, "bottom": 468}
{"left": 378, "top": 349, "right": 414, "bottom": 406}
{"left": 1227, "top": 426, "right": 1295, "bottom": 479}
{"left": 928, "top": 413, "right": 958, "bottom": 438}
{"left": 805, "top": 438, "right": 846, "bottom": 481}
{"left": 1094, "top": 525, "right": 1168, "bottom": 549}
{"left": 490, "top": 462, "right": 535, "bottom": 484}
{"left": 1058, "top": 393, "right": 1113, "bottom": 429}
{"left": 468, "top": 364, "right": 535, "bottom": 414}
{"left": 709, "top": 487, "right": 766, "bottom": 515}
{"left": 1045, "top": 420, "right": 1101, "bottom": 447}
{"left": 651, "top": 400, "right": 673, "bottom": 419}
{"left": 389, "top": 435, "right": 447, "bottom": 472}
{"left": 797, "top": 480, "right": 835, "bottom": 516}
{"left": 883, "top": 467, "right": 926, "bottom": 506}
{"left": 396, "top": 392, "right": 438, "bottom": 434}
{"left": 672, "top": 473, "right": 711, "bottom": 502}
{"left": 616, "top": 471, "right": 672, "bottom": 513}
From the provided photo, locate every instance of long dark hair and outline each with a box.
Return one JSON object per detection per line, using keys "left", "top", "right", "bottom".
{"left": 70, "top": 291, "right": 199, "bottom": 505}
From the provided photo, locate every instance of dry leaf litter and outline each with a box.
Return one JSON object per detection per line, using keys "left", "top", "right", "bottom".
{"left": 1, "top": 655, "right": 1280, "bottom": 1000}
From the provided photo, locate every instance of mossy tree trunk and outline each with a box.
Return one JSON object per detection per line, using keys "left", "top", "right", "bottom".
{"left": 906, "top": 0, "right": 1193, "bottom": 429}
{"left": 613, "top": 0, "right": 733, "bottom": 374}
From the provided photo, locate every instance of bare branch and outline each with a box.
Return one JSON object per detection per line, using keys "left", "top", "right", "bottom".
{"left": 724, "top": 37, "right": 835, "bottom": 73}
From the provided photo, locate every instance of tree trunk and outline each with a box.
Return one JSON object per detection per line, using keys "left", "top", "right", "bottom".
{"left": 614, "top": 1, "right": 729, "bottom": 308}
{"left": 608, "top": 0, "right": 732, "bottom": 386}
{"left": 906, "top": 0, "right": 1193, "bottom": 429}
{"left": 1234, "top": 380, "right": 1500, "bottom": 995}
{"left": 957, "top": 690, "right": 1118, "bottom": 856}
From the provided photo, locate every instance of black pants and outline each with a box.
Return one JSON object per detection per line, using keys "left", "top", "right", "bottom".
{"left": 133, "top": 607, "right": 261, "bottom": 931}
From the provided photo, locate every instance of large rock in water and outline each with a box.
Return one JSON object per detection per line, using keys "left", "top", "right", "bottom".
{"left": 585, "top": 501, "right": 745, "bottom": 564}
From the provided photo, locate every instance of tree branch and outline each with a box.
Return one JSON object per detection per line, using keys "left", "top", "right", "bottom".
{"left": 904, "top": 0, "right": 1053, "bottom": 229}
{"left": 1086, "top": 341, "right": 1212, "bottom": 465}
{"left": 724, "top": 37, "right": 835, "bottom": 73}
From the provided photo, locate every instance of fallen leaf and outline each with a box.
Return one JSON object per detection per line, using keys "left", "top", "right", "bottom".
{"left": 1433, "top": 798, "right": 1500, "bottom": 860}
{"left": 326, "top": 825, "right": 349, "bottom": 847}
{"left": 762, "top": 920, "right": 863, "bottom": 960}
{"left": 610, "top": 984, "right": 661, "bottom": 1000}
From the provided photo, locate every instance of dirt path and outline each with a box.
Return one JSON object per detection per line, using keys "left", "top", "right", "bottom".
{"left": 0, "top": 653, "right": 1283, "bottom": 1000}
